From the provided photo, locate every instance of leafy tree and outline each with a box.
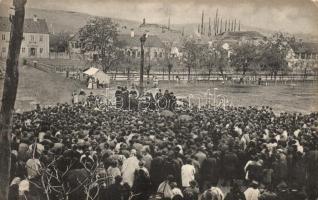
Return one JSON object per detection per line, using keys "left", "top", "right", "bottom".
{"left": 79, "top": 17, "right": 124, "bottom": 72}
{"left": 50, "top": 32, "right": 71, "bottom": 52}
{"left": 230, "top": 42, "right": 261, "bottom": 81}
{"left": 163, "top": 41, "right": 175, "bottom": 81}
{"left": 201, "top": 42, "right": 229, "bottom": 80}
{"left": 259, "top": 33, "right": 293, "bottom": 79}
{"left": 182, "top": 38, "right": 201, "bottom": 81}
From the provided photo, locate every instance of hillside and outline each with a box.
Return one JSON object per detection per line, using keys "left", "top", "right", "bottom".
{"left": 0, "top": 3, "right": 141, "bottom": 34}
{"left": 0, "top": 3, "right": 271, "bottom": 36}
{"left": 1, "top": 3, "right": 317, "bottom": 41}
{"left": 0, "top": 60, "right": 84, "bottom": 111}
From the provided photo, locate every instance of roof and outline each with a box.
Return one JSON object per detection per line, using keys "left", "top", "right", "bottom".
{"left": 83, "top": 67, "right": 99, "bottom": 76}
{"left": 117, "top": 34, "right": 164, "bottom": 48}
{"left": 0, "top": 17, "right": 49, "bottom": 34}
{"left": 293, "top": 42, "right": 318, "bottom": 54}
{"left": 69, "top": 32, "right": 80, "bottom": 42}
{"left": 219, "top": 31, "right": 264, "bottom": 40}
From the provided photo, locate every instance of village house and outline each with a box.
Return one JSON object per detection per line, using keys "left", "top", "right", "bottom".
{"left": 68, "top": 32, "right": 82, "bottom": 55}
{"left": 215, "top": 31, "right": 266, "bottom": 46}
{"left": 118, "top": 31, "right": 165, "bottom": 60}
{"left": 0, "top": 15, "right": 50, "bottom": 58}
{"left": 68, "top": 30, "right": 165, "bottom": 61}
{"left": 286, "top": 42, "right": 318, "bottom": 71}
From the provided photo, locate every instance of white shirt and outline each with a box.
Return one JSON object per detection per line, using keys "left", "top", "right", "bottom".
{"left": 244, "top": 187, "right": 260, "bottom": 200}
{"left": 121, "top": 156, "right": 139, "bottom": 187}
{"left": 172, "top": 187, "right": 183, "bottom": 198}
{"left": 181, "top": 164, "right": 196, "bottom": 187}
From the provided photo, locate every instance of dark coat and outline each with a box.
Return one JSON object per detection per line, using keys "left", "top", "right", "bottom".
{"left": 64, "top": 169, "right": 90, "bottom": 200}
{"left": 222, "top": 152, "right": 239, "bottom": 179}
{"left": 162, "top": 158, "right": 182, "bottom": 186}
{"left": 306, "top": 150, "right": 318, "bottom": 185}
{"left": 150, "top": 156, "right": 165, "bottom": 189}
{"left": 200, "top": 157, "right": 219, "bottom": 184}
{"left": 132, "top": 168, "right": 151, "bottom": 200}
{"left": 106, "top": 183, "right": 124, "bottom": 200}
{"left": 224, "top": 190, "right": 246, "bottom": 200}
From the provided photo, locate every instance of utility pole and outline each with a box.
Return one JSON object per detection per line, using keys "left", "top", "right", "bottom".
{"left": 0, "top": 0, "right": 27, "bottom": 199}
{"left": 139, "top": 34, "right": 147, "bottom": 96}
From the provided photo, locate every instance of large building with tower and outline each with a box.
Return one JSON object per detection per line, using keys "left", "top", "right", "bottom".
{"left": 0, "top": 15, "right": 50, "bottom": 59}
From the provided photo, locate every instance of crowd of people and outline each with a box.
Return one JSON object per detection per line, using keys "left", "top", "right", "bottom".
{"left": 115, "top": 87, "right": 178, "bottom": 110}
{"left": 6, "top": 99, "right": 318, "bottom": 200}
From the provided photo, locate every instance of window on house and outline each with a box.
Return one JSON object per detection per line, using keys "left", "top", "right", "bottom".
{"left": 159, "top": 52, "right": 163, "bottom": 58}
{"left": 137, "top": 51, "right": 141, "bottom": 57}
{"left": 40, "top": 48, "right": 43, "bottom": 54}
{"left": 2, "top": 47, "right": 6, "bottom": 53}
{"left": 22, "top": 48, "right": 25, "bottom": 53}
{"left": 39, "top": 35, "right": 43, "bottom": 42}
{"left": 31, "top": 35, "right": 35, "bottom": 41}
{"left": 132, "top": 51, "right": 136, "bottom": 58}
{"left": 154, "top": 52, "right": 158, "bottom": 58}
{"left": 2, "top": 34, "right": 5, "bottom": 40}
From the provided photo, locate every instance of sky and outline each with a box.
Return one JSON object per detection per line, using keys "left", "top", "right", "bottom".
{"left": 1, "top": 0, "right": 318, "bottom": 35}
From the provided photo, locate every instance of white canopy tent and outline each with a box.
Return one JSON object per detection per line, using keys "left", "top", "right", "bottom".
{"left": 83, "top": 67, "right": 110, "bottom": 85}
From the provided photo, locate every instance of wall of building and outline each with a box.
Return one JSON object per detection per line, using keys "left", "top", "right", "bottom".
{"left": 287, "top": 49, "right": 318, "bottom": 71}
{"left": 124, "top": 46, "right": 165, "bottom": 60}
{"left": 69, "top": 41, "right": 82, "bottom": 54}
{"left": 0, "top": 31, "right": 49, "bottom": 59}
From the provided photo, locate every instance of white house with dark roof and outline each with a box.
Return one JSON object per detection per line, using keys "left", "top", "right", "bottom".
{"left": 68, "top": 31, "right": 165, "bottom": 61}
{"left": 286, "top": 42, "right": 318, "bottom": 70}
{"left": 216, "top": 31, "right": 266, "bottom": 46}
{"left": 0, "top": 15, "right": 50, "bottom": 58}
{"left": 118, "top": 33, "right": 165, "bottom": 60}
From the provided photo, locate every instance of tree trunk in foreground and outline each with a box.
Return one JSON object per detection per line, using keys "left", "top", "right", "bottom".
{"left": 0, "top": 1, "right": 26, "bottom": 199}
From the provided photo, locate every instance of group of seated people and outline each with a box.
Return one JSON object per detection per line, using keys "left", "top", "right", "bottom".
{"left": 6, "top": 102, "right": 318, "bottom": 200}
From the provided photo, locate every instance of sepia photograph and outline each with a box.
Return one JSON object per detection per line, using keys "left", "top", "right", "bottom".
{"left": 0, "top": 0, "right": 318, "bottom": 199}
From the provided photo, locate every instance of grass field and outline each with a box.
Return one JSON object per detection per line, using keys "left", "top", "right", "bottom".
{"left": 0, "top": 62, "right": 317, "bottom": 113}
{"left": 0, "top": 64, "right": 84, "bottom": 111}
{"left": 158, "top": 81, "right": 318, "bottom": 114}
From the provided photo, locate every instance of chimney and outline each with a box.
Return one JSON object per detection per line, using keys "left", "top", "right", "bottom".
{"left": 201, "top": 10, "right": 204, "bottom": 35}
{"left": 33, "top": 15, "right": 38, "bottom": 22}
{"left": 143, "top": 18, "right": 146, "bottom": 25}
{"left": 130, "top": 29, "right": 135, "bottom": 38}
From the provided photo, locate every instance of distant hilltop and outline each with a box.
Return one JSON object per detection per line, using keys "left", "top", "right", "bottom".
{"left": 0, "top": 3, "right": 317, "bottom": 42}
